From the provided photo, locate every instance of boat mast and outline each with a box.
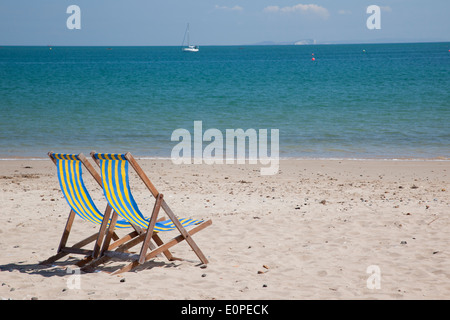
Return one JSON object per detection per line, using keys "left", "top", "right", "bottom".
{"left": 186, "top": 23, "right": 190, "bottom": 46}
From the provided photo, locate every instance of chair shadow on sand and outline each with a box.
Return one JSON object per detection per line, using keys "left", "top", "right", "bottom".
{"left": 0, "top": 258, "right": 181, "bottom": 278}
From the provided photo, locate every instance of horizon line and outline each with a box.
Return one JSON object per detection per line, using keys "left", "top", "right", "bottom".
{"left": 1, "top": 40, "right": 450, "bottom": 47}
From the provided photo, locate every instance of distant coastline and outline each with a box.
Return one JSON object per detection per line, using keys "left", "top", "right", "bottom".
{"left": 249, "top": 39, "right": 450, "bottom": 46}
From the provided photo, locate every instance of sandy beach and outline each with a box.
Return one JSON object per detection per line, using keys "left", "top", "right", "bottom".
{"left": 0, "top": 158, "right": 449, "bottom": 300}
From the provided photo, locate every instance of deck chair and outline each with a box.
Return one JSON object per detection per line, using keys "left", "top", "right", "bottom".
{"left": 40, "top": 152, "right": 141, "bottom": 267}
{"left": 84, "top": 152, "right": 212, "bottom": 275}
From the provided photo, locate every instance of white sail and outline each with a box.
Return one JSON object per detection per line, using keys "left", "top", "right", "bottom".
{"left": 182, "top": 23, "right": 199, "bottom": 52}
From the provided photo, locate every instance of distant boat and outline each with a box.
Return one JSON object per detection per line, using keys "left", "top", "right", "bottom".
{"left": 181, "top": 23, "right": 199, "bottom": 52}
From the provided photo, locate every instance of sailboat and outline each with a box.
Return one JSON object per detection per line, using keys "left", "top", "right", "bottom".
{"left": 182, "top": 23, "right": 199, "bottom": 52}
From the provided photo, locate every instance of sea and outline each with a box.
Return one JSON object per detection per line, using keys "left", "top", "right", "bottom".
{"left": 0, "top": 43, "right": 449, "bottom": 160}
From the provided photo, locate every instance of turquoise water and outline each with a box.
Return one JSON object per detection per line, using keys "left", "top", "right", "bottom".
{"left": 0, "top": 43, "right": 449, "bottom": 159}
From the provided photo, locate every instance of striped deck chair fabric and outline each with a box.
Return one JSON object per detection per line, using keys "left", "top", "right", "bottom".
{"left": 52, "top": 153, "right": 130, "bottom": 229}
{"left": 92, "top": 153, "right": 202, "bottom": 232}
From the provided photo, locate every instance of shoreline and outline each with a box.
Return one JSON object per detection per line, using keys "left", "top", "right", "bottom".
{"left": 1, "top": 156, "right": 449, "bottom": 161}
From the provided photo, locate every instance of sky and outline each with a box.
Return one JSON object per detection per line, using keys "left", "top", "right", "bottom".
{"left": 0, "top": 0, "right": 449, "bottom": 46}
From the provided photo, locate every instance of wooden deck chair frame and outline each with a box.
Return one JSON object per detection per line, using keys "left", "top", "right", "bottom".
{"left": 40, "top": 152, "right": 144, "bottom": 267}
{"left": 83, "top": 152, "right": 212, "bottom": 275}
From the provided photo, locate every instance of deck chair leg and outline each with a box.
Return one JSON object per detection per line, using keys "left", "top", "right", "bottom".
{"left": 80, "top": 211, "right": 120, "bottom": 272}
{"left": 162, "top": 201, "right": 210, "bottom": 265}
{"left": 138, "top": 193, "right": 163, "bottom": 264}
{"left": 81, "top": 212, "right": 149, "bottom": 272}
{"left": 92, "top": 205, "right": 114, "bottom": 258}
{"left": 101, "top": 211, "right": 119, "bottom": 255}
{"left": 58, "top": 209, "right": 76, "bottom": 253}
{"left": 100, "top": 213, "right": 143, "bottom": 254}
{"left": 73, "top": 206, "right": 114, "bottom": 267}
{"left": 81, "top": 232, "right": 145, "bottom": 273}
{"left": 111, "top": 220, "right": 212, "bottom": 275}
{"left": 39, "top": 209, "right": 76, "bottom": 265}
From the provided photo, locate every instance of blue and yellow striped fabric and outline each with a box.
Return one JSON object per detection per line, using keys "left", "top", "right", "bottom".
{"left": 53, "top": 153, "right": 130, "bottom": 229}
{"left": 93, "top": 153, "right": 202, "bottom": 232}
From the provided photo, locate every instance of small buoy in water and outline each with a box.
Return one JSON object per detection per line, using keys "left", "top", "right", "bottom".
{"left": 363, "top": 49, "right": 366, "bottom": 53}
{"left": 312, "top": 57, "right": 315, "bottom": 61}
{"left": 312, "top": 53, "right": 314, "bottom": 56}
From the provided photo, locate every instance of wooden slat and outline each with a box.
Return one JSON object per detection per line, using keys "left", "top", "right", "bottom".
{"left": 60, "top": 247, "right": 93, "bottom": 255}
{"left": 107, "top": 231, "right": 139, "bottom": 250}
{"left": 68, "top": 233, "right": 99, "bottom": 249}
{"left": 138, "top": 193, "right": 163, "bottom": 264}
{"left": 161, "top": 201, "right": 209, "bottom": 264}
{"left": 100, "top": 211, "right": 119, "bottom": 255}
{"left": 111, "top": 220, "right": 212, "bottom": 275}
{"left": 152, "top": 233, "right": 174, "bottom": 261}
{"left": 144, "top": 220, "right": 212, "bottom": 262}
{"left": 92, "top": 205, "right": 113, "bottom": 258}
{"left": 125, "top": 152, "right": 159, "bottom": 198}
{"left": 78, "top": 153, "right": 103, "bottom": 187}
{"left": 57, "top": 209, "right": 77, "bottom": 253}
